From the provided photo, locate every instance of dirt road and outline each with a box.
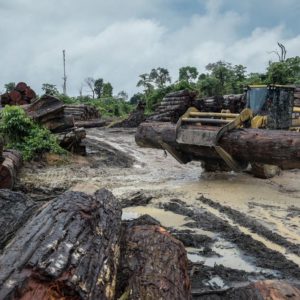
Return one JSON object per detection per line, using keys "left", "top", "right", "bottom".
{"left": 19, "top": 128, "right": 300, "bottom": 294}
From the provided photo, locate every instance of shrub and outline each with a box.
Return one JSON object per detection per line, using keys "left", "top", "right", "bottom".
{"left": 0, "top": 106, "right": 66, "bottom": 160}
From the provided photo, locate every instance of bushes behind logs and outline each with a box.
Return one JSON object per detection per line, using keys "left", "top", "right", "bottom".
{"left": 0, "top": 106, "right": 65, "bottom": 160}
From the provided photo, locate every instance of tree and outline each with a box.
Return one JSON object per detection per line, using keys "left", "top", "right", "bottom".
{"left": 94, "top": 78, "right": 104, "bottom": 98}
{"left": 4, "top": 82, "right": 16, "bottom": 93}
{"left": 130, "top": 93, "right": 144, "bottom": 105}
{"left": 137, "top": 73, "right": 154, "bottom": 94}
{"left": 179, "top": 66, "right": 199, "bottom": 83}
{"left": 117, "top": 91, "right": 128, "bottom": 101}
{"left": 85, "top": 77, "right": 96, "bottom": 99}
{"left": 269, "top": 42, "right": 287, "bottom": 62}
{"left": 41, "top": 83, "right": 59, "bottom": 96}
{"left": 149, "top": 68, "right": 171, "bottom": 88}
{"left": 102, "top": 82, "right": 113, "bottom": 97}
{"left": 266, "top": 56, "right": 300, "bottom": 84}
{"left": 198, "top": 76, "right": 223, "bottom": 96}
{"left": 206, "top": 61, "right": 234, "bottom": 89}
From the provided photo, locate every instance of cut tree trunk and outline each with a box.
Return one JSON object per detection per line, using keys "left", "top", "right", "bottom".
{"left": 135, "top": 122, "right": 300, "bottom": 169}
{"left": 0, "top": 189, "right": 122, "bottom": 300}
{"left": 0, "top": 150, "right": 22, "bottom": 189}
{"left": 116, "top": 216, "right": 191, "bottom": 300}
{"left": 0, "top": 190, "right": 38, "bottom": 251}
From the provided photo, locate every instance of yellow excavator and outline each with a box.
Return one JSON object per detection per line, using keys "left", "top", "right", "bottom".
{"left": 175, "top": 85, "right": 299, "bottom": 178}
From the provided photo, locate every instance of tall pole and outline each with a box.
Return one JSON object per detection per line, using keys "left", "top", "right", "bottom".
{"left": 62, "top": 50, "right": 67, "bottom": 95}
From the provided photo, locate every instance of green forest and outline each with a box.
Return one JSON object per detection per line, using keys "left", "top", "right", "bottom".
{"left": 4, "top": 55, "right": 300, "bottom": 117}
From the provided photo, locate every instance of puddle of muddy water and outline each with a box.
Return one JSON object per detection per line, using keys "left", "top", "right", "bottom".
{"left": 122, "top": 206, "right": 194, "bottom": 228}
{"left": 187, "top": 240, "right": 259, "bottom": 273}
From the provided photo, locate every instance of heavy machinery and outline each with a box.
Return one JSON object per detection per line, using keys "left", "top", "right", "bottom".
{"left": 173, "top": 85, "right": 298, "bottom": 178}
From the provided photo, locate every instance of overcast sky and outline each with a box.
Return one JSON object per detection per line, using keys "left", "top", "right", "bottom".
{"left": 1, "top": 0, "right": 300, "bottom": 97}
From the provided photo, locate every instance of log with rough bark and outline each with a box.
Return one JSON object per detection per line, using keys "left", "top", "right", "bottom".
{"left": 0, "top": 150, "right": 22, "bottom": 189}
{"left": 116, "top": 216, "right": 191, "bottom": 300}
{"left": 0, "top": 190, "right": 38, "bottom": 251}
{"left": 193, "top": 280, "right": 300, "bottom": 299}
{"left": 135, "top": 122, "right": 300, "bottom": 169}
{"left": 0, "top": 189, "right": 122, "bottom": 300}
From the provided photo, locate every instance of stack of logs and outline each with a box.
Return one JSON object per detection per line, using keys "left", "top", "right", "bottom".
{"left": 64, "top": 104, "right": 106, "bottom": 128}
{"left": 193, "top": 94, "right": 246, "bottom": 113}
{"left": 147, "top": 89, "right": 197, "bottom": 123}
{"left": 294, "top": 87, "right": 300, "bottom": 107}
{"left": 1, "top": 82, "right": 36, "bottom": 106}
{"left": 23, "top": 95, "right": 87, "bottom": 155}
{"left": 64, "top": 104, "right": 100, "bottom": 121}
{"left": 0, "top": 188, "right": 299, "bottom": 299}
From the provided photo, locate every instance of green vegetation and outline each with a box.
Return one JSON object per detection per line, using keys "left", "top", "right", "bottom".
{"left": 135, "top": 51, "right": 300, "bottom": 112}
{"left": 0, "top": 106, "right": 65, "bottom": 160}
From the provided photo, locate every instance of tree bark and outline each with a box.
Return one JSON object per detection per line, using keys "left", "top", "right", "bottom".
{"left": 0, "top": 189, "right": 122, "bottom": 300}
{"left": 135, "top": 122, "right": 300, "bottom": 169}
{"left": 0, "top": 190, "right": 38, "bottom": 251}
{"left": 117, "top": 217, "right": 191, "bottom": 300}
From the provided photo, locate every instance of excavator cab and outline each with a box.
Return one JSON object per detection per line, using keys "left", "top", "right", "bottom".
{"left": 246, "top": 85, "right": 294, "bottom": 130}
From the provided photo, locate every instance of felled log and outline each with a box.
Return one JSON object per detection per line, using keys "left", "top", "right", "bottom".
{"left": 193, "top": 280, "right": 300, "bottom": 299}
{"left": 135, "top": 122, "right": 300, "bottom": 169}
{"left": 56, "top": 127, "right": 86, "bottom": 155}
{"left": 0, "top": 189, "right": 122, "bottom": 300}
{"left": 75, "top": 119, "right": 107, "bottom": 128}
{"left": 116, "top": 216, "right": 191, "bottom": 300}
{"left": 0, "top": 190, "right": 38, "bottom": 250}
{"left": 0, "top": 150, "right": 22, "bottom": 189}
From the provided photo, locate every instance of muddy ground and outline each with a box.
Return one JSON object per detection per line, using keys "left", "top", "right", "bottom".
{"left": 17, "top": 128, "right": 300, "bottom": 296}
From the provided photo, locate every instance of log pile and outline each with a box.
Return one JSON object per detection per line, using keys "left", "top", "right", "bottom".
{"left": 0, "top": 189, "right": 191, "bottom": 300}
{"left": 24, "top": 95, "right": 86, "bottom": 154}
{"left": 147, "top": 89, "right": 197, "bottom": 123}
{"left": 294, "top": 87, "right": 300, "bottom": 107}
{"left": 0, "top": 82, "right": 36, "bottom": 106}
{"left": 109, "top": 101, "right": 146, "bottom": 128}
{"left": 135, "top": 122, "right": 300, "bottom": 169}
{"left": 193, "top": 94, "right": 246, "bottom": 113}
{"left": 64, "top": 104, "right": 100, "bottom": 121}
{"left": 24, "top": 94, "right": 74, "bottom": 133}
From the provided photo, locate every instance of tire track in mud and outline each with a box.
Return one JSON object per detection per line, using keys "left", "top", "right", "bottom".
{"left": 197, "top": 196, "right": 300, "bottom": 256}
{"left": 161, "top": 199, "right": 300, "bottom": 280}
